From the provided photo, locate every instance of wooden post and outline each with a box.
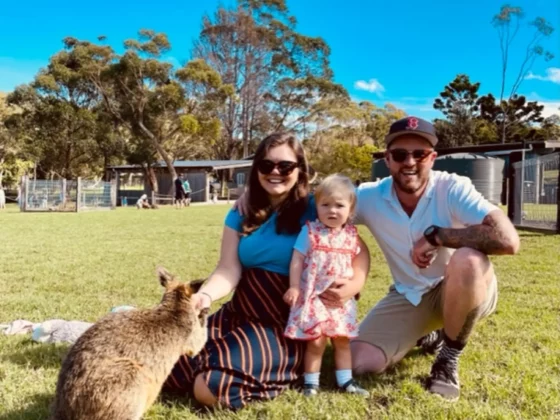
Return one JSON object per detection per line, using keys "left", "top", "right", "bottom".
{"left": 23, "top": 175, "right": 29, "bottom": 211}
{"left": 115, "top": 172, "right": 121, "bottom": 206}
{"left": 76, "top": 177, "right": 82, "bottom": 212}
{"left": 205, "top": 172, "right": 210, "bottom": 203}
{"left": 151, "top": 191, "right": 155, "bottom": 207}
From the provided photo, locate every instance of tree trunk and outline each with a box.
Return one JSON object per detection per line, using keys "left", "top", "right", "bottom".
{"left": 146, "top": 165, "right": 158, "bottom": 193}
{"left": 138, "top": 121, "right": 177, "bottom": 181}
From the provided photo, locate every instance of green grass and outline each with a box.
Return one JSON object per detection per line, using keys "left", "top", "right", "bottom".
{"left": 1, "top": 204, "right": 559, "bottom": 419}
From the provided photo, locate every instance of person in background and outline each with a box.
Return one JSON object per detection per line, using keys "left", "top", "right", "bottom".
{"left": 174, "top": 175, "right": 185, "bottom": 209}
{"left": 182, "top": 176, "right": 192, "bottom": 206}
{"left": 136, "top": 194, "right": 150, "bottom": 209}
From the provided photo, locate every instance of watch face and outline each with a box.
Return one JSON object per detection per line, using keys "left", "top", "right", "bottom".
{"left": 425, "top": 226, "right": 435, "bottom": 236}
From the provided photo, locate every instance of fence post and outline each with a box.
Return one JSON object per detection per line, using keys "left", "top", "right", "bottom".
{"left": 76, "top": 177, "right": 82, "bottom": 213}
{"left": 110, "top": 178, "right": 117, "bottom": 210}
{"left": 62, "top": 179, "right": 67, "bottom": 209}
{"left": 23, "top": 175, "right": 29, "bottom": 211}
{"left": 507, "top": 151, "right": 522, "bottom": 222}
{"left": 151, "top": 191, "right": 155, "bottom": 206}
{"left": 556, "top": 164, "right": 560, "bottom": 234}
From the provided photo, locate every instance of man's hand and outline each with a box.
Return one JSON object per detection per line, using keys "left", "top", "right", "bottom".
{"left": 283, "top": 287, "right": 300, "bottom": 307}
{"left": 319, "top": 278, "right": 357, "bottom": 308}
{"left": 232, "top": 190, "right": 249, "bottom": 216}
{"left": 411, "top": 236, "right": 438, "bottom": 268}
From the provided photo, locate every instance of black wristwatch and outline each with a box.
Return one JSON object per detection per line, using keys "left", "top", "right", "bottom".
{"left": 424, "top": 225, "right": 441, "bottom": 246}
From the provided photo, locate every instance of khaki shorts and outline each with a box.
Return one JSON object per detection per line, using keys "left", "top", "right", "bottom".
{"left": 355, "top": 276, "right": 498, "bottom": 364}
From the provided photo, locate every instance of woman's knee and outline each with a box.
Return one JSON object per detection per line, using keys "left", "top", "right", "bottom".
{"left": 350, "top": 341, "right": 388, "bottom": 375}
{"left": 193, "top": 374, "right": 218, "bottom": 407}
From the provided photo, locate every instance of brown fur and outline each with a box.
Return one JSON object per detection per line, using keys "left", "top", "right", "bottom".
{"left": 50, "top": 267, "right": 208, "bottom": 420}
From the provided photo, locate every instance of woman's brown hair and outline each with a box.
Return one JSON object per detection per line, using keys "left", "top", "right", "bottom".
{"left": 242, "top": 132, "right": 310, "bottom": 235}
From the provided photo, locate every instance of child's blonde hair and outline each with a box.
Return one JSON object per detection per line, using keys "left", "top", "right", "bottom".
{"left": 314, "top": 174, "right": 357, "bottom": 216}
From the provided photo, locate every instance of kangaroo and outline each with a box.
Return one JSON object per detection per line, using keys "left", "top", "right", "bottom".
{"left": 50, "top": 267, "right": 208, "bottom": 420}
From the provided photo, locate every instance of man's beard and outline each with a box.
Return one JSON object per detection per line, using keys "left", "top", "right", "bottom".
{"left": 392, "top": 171, "right": 428, "bottom": 194}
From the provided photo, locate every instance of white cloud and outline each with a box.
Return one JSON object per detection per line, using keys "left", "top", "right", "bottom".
{"left": 525, "top": 67, "right": 560, "bottom": 84}
{"left": 354, "top": 78, "right": 385, "bottom": 96}
{"left": 540, "top": 101, "right": 560, "bottom": 118}
{"left": 525, "top": 92, "right": 560, "bottom": 118}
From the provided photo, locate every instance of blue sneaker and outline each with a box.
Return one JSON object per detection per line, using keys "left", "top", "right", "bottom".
{"left": 340, "top": 379, "right": 369, "bottom": 396}
{"left": 302, "top": 383, "right": 319, "bottom": 397}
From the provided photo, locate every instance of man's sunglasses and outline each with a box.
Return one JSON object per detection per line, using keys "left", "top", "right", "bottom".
{"left": 256, "top": 159, "right": 299, "bottom": 176}
{"left": 388, "top": 149, "right": 433, "bottom": 163}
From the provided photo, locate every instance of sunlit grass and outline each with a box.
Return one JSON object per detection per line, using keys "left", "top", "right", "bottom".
{"left": 0, "top": 204, "right": 558, "bottom": 419}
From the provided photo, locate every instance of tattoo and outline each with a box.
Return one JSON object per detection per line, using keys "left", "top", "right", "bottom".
{"left": 456, "top": 304, "right": 483, "bottom": 345}
{"left": 438, "top": 211, "right": 519, "bottom": 255}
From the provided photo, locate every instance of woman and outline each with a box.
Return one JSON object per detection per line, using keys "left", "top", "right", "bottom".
{"left": 163, "top": 132, "right": 370, "bottom": 409}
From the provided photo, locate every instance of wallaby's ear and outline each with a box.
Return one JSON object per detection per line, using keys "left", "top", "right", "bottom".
{"left": 156, "top": 266, "right": 176, "bottom": 289}
{"left": 189, "top": 279, "right": 205, "bottom": 294}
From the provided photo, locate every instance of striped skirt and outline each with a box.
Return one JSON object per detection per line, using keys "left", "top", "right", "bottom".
{"left": 163, "top": 268, "right": 305, "bottom": 409}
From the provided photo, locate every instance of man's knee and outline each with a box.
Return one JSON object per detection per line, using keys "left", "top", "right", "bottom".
{"left": 350, "top": 341, "right": 388, "bottom": 375}
{"left": 447, "top": 247, "right": 492, "bottom": 288}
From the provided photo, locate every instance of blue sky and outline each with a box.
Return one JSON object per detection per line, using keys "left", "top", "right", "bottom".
{"left": 1, "top": 0, "right": 559, "bottom": 120}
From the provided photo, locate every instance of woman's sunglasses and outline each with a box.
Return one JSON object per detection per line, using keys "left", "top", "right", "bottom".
{"left": 388, "top": 149, "right": 433, "bottom": 163}
{"left": 256, "top": 159, "right": 299, "bottom": 176}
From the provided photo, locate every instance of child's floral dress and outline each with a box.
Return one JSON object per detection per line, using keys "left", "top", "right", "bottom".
{"left": 285, "top": 220, "right": 360, "bottom": 340}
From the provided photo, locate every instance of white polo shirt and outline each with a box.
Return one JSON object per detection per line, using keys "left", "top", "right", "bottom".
{"left": 355, "top": 170, "right": 498, "bottom": 306}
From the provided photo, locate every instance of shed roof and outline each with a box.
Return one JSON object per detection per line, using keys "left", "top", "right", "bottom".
{"left": 108, "top": 159, "right": 253, "bottom": 171}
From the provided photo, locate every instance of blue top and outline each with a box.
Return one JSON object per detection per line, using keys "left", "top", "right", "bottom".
{"left": 225, "top": 197, "right": 317, "bottom": 276}
{"left": 293, "top": 224, "right": 311, "bottom": 255}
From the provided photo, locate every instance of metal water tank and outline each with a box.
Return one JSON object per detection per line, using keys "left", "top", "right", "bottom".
{"left": 435, "top": 153, "right": 505, "bottom": 204}
{"left": 370, "top": 153, "right": 505, "bottom": 204}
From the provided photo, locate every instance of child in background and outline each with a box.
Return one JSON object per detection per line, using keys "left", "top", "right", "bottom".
{"left": 284, "top": 174, "right": 368, "bottom": 397}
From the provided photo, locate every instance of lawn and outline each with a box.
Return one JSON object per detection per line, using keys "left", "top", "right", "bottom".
{"left": 0, "top": 204, "right": 559, "bottom": 419}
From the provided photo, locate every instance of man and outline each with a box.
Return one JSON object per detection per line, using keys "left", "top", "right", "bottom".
{"left": 351, "top": 116, "right": 520, "bottom": 400}
{"left": 174, "top": 175, "right": 185, "bottom": 209}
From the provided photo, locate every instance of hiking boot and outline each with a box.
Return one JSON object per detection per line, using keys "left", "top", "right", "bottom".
{"left": 302, "top": 384, "right": 319, "bottom": 397}
{"left": 417, "top": 329, "right": 444, "bottom": 355}
{"left": 339, "top": 379, "right": 369, "bottom": 397}
{"left": 427, "top": 357, "right": 460, "bottom": 401}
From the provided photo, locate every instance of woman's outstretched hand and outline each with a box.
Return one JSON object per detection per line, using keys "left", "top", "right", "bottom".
{"left": 191, "top": 292, "right": 212, "bottom": 310}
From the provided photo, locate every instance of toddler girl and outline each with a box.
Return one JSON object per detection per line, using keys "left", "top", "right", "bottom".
{"left": 284, "top": 174, "right": 368, "bottom": 397}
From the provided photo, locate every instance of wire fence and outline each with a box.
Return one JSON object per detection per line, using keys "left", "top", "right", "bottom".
{"left": 21, "top": 179, "right": 77, "bottom": 211}
{"left": 79, "top": 180, "right": 113, "bottom": 211}
{"left": 20, "top": 176, "right": 116, "bottom": 212}
{"left": 512, "top": 152, "right": 559, "bottom": 231}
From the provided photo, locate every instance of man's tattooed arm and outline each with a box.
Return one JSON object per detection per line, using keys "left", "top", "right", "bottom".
{"left": 436, "top": 209, "right": 520, "bottom": 255}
